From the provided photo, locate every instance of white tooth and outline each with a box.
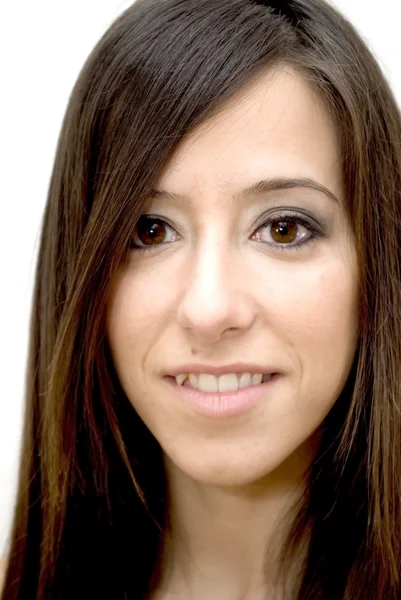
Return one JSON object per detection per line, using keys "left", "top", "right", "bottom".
{"left": 185, "top": 372, "right": 265, "bottom": 392}
{"left": 176, "top": 373, "right": 188, "bottom": 385}
{"left": 252, "top": 374, "right": 263, "bottom": 386}
{"left": 198, "top": 374, "right": 219, "bottom": 392}
{"left": 218, "top": 374, "right": 239, "bottom": 392}
{"left": 189, "top": 373, "right": 199, "bottom": 390}
{"left": 238, "top": 373, "right": 252, "bottom": 389}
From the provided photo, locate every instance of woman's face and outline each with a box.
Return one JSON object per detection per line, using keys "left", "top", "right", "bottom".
{"left": 106, "top": 66, "right": 359, "bottom": 487}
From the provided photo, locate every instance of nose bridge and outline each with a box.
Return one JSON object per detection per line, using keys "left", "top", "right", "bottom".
{"left": 176, "top": 229, "right": 254, "bottom": 339}
{"left": 191, "top": 235, "right": 229, "bottom": 302}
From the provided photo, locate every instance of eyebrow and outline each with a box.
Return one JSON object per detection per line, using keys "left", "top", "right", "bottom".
{"left": 148, "top": 177, "right": 340, "bottom": 206}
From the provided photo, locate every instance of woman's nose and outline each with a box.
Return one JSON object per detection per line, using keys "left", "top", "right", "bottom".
{"left": 175, "top": 241, "right": 256, "bottom": 344}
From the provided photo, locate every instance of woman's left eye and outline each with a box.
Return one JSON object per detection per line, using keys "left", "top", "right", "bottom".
{"left": 251, "top": 214, "right": 320, "bottom": 250}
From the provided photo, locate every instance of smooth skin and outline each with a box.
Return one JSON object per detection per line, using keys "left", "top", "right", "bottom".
{"left": 0, "top": 556, "right": 7, "bottom": 595}
{"left": 106, "top": 65, "right": 359, "bottom": 600}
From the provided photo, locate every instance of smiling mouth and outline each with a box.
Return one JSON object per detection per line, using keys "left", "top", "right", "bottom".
{"left": 171, "top": 372, "right": 276, "bottom": 393}
{"left": 164, "top": 372, "right": 280, "bottom": 418}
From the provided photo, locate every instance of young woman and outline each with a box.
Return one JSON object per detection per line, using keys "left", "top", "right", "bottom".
{"left": 1, "top": 0, "right": 401, "bottom": 598}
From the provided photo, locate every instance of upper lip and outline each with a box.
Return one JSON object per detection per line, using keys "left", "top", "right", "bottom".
{"left": 167, "top": 363, "right": 279, "bottom": 377}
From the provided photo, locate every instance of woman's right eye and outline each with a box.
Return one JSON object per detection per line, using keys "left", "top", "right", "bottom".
{"left": 130, "top": 216, "right": 178, "bottom": 251}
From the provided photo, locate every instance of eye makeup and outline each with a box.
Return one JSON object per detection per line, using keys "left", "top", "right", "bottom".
{"left": 129, "top": 204, "right": 327, "bottom": 255}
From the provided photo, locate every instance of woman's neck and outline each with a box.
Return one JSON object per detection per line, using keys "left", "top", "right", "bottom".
{"left": 153, "top": 441, "right": 315, "bottom": 600}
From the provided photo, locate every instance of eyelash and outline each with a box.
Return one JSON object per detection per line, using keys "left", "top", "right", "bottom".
{"left": 129, "top": 212, "right": 323, "bottom": 255}
{"left": 254, "top": 212, "right": 322, "bottom": 252}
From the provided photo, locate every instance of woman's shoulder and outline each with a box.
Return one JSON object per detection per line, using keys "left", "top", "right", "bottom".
{"left": 0, "top": 556, "right": 8, "bottom": 594}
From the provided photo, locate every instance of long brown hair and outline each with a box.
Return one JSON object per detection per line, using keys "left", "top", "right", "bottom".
{"left": 2, "top": 0, "right": 401, "bottom": 598}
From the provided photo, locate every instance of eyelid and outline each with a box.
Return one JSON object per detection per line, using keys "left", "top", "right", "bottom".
{"left": 254, "top": 206, "right": 323, "bottom": 230}
{"left": 252, "top": 210, "right": 324, "bottom": 251}
{"left": 130, "top": 215, "right": 179, "bottom": 249}
{"left": 256, "top": 212, "right": 317, "bottom": 234}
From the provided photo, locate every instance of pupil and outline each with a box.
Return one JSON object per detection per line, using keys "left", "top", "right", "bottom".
{"left": 148, "top": 225, "right": 159, "bottom": 237}
{"left": 138, "top": 218, "right": 165, "bottom": 245}
{"left": 272, "top": 221, "right": 297, "bottom": 243}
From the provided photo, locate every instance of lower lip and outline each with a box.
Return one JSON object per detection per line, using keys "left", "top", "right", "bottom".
{"left": 165, "top": 375, "right": 280, "bottom": 418}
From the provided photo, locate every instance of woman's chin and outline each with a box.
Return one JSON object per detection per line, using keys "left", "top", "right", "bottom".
{"left": 164, "top": 452, "right": 298, "bottom": 490}
{"left": 162, "top": 435, "right": 318, "bottom": 490}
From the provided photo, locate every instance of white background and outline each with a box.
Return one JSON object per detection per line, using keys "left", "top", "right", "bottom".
{"left": 0, "top": 0, "right": 400, "bottom": 556}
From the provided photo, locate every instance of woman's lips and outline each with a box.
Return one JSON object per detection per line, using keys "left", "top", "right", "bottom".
{"left": 164, "top": 374, "right": 280, "bottom": 418}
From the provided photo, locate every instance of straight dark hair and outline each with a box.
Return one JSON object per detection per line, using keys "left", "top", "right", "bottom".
{"left": 2, "top": 0, "right": 401, "bottom": 598}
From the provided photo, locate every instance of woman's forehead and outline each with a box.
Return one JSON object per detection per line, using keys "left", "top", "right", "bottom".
{"left": 156, "top": 66, "right": 343, "bottom": 206}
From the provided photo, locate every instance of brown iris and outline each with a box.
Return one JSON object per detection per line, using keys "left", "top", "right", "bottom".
{"left": 270, "top": 221, "right": 298, "bottom": 244}
{"left": 134, "top": 217, "right": 166, "bottom": 246}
